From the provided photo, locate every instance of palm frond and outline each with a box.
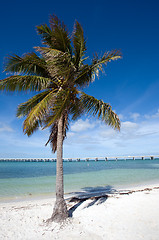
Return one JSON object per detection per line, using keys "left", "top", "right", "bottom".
{"left": 35, "top": 46, "right": 63, "bottom": 56}
{"left": 36, "top": 24, "right": 54, "bottom": 47}
{"left": 43, "top": 88, "right": 71, "bottom": 128}
{"left": 90, "top": 50, "right": 122, "bottom": 79}
{"left": 75, "top": 50, "right": 122, "bottom": 87}
{"left": 0, "top": 75, "right": 51, "bottom": 92}
{"left": 4, "top": 53, "right": 48, "bottom": 76}
{"left": 45, "top": 112, "right": 69, "bottom": 152}
{"left": 23, "top": 90, "right": 57, "bottom": 135}
{"left": 74, "top": 64, "right": 92, "bottom": 87}
{"left": 49, "top": 15, "right": 71, "bottom": 53}
{"left": 17, "top": 90, "right": 52, "bottom": 118}
{"left": 23, "top": 119, "right": 41, "bottom": 137}
{"left": 45, "top": 121, "right": 58, "bottom": 152}
{"left": 80, "top": 92, "right": 120, "bottom": 130}
{"left": 73, "top": 21, "right": 86, "bottom": 68}
{"left": 69, "top": 96, "right": 84, "bottom": 120}
{"left": 35, "top": 46, "right": 72, "bottom": 80}
{"left": 37, "top": 15, "right": 71, "bottom": 54}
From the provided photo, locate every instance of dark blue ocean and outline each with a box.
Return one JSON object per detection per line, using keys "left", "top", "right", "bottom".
{"left": 0, "top": 159, "right": 159, "bottom": 201}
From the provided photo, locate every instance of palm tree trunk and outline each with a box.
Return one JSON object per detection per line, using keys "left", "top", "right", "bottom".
{"left": 51, "top": 114, "right": 68, "bottom": 222}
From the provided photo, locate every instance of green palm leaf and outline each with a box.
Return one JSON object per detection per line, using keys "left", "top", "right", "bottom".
{"left": 4, "top": 53, "right": 48, "bottom": 76}
{"left": 75, "top": 50, "right": 122, "bottom": 87}
{"left": 80, "top": 92, "right": 120, "bottom": 130}
{"left": 0, "top": 75, "right": 51, "bottom": 92}
{"left": 17, "top": 90, "right": 53, "bottom": 118}
{"left": 37, "top": 15, "right": 71, "bottom": 53}
{"left": 36, "top": 24, "right": 54, "bottom": 48}
{"left": 43, "top": 88, "right": 72, "bottom": 128}
{"left": 35, "top": 46, "right": 72, "bottom": 79}
{"left": 69, "top": 96, "right": 84, "bottom": 120}
{"left": 73, "top": 21, "right": 86, "bottom": 68}
{"left": 23, "top": 90, "right": 57, "bottom": 135}
{"left": 45, "top": 112, "right": 69, "bottom": 153}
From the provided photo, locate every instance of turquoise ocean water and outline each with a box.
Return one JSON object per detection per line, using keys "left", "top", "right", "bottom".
{"left": 0, "top": 159, "right": 159, "bottom": 202}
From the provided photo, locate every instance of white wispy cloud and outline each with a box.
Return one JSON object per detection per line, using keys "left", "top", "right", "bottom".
{"left": 122, "top": 121, "right": 138, "bottom": 130}
{"left": 144, "top": 109, "right": 159, "bottom": 119}
{"left": 130, "top": 112, "right": 140, "bottom": 121}
{"left": 64, "top": 109, "right": 159, "bottom": 157}
{"left": 70, "top": 119, "right": 95, "bottom": 132}
{"left": 0, "top": 122, "right": 14, "bottom": 133}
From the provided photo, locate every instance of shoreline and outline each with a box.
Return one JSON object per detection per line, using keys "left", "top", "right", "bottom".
{"left": 1, "top": 180, "right": 159, "bottom": 204}
{"left": 1, "top": 183, "right": 159, "bottom": 239}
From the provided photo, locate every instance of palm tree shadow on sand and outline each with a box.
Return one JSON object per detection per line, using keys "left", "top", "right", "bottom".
{"left": 68, "top": 185, "right": 117, "bottom": 217}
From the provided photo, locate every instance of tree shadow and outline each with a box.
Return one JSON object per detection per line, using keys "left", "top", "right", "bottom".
{"left": 68, "top": 185, "right": 116, "bottom": 217}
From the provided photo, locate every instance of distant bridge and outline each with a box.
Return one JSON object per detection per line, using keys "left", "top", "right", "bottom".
{"left": 0, "top": 155, "right": 159, "bottom": 162}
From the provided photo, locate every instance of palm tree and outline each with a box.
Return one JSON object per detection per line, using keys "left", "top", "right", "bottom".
{"left": 0, "top": 15, "right": 121, "bottom": 222}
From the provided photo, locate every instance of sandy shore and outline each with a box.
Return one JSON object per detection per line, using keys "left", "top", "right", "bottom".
{"left": 1, "top": 185, "right": 159, "bottom": 240}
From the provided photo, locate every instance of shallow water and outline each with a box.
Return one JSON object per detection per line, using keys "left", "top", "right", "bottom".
{"left": 0, "top": 159, "right": 159, "bottom": 201}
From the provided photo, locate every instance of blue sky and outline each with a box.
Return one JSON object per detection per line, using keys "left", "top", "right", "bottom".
{"left": 0, "top": 0, "right": 159, "bottom": 158}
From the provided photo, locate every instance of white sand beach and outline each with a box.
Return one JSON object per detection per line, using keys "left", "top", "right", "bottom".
{"left": 1, "top": 185, "right": 159, "bottom": 240}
